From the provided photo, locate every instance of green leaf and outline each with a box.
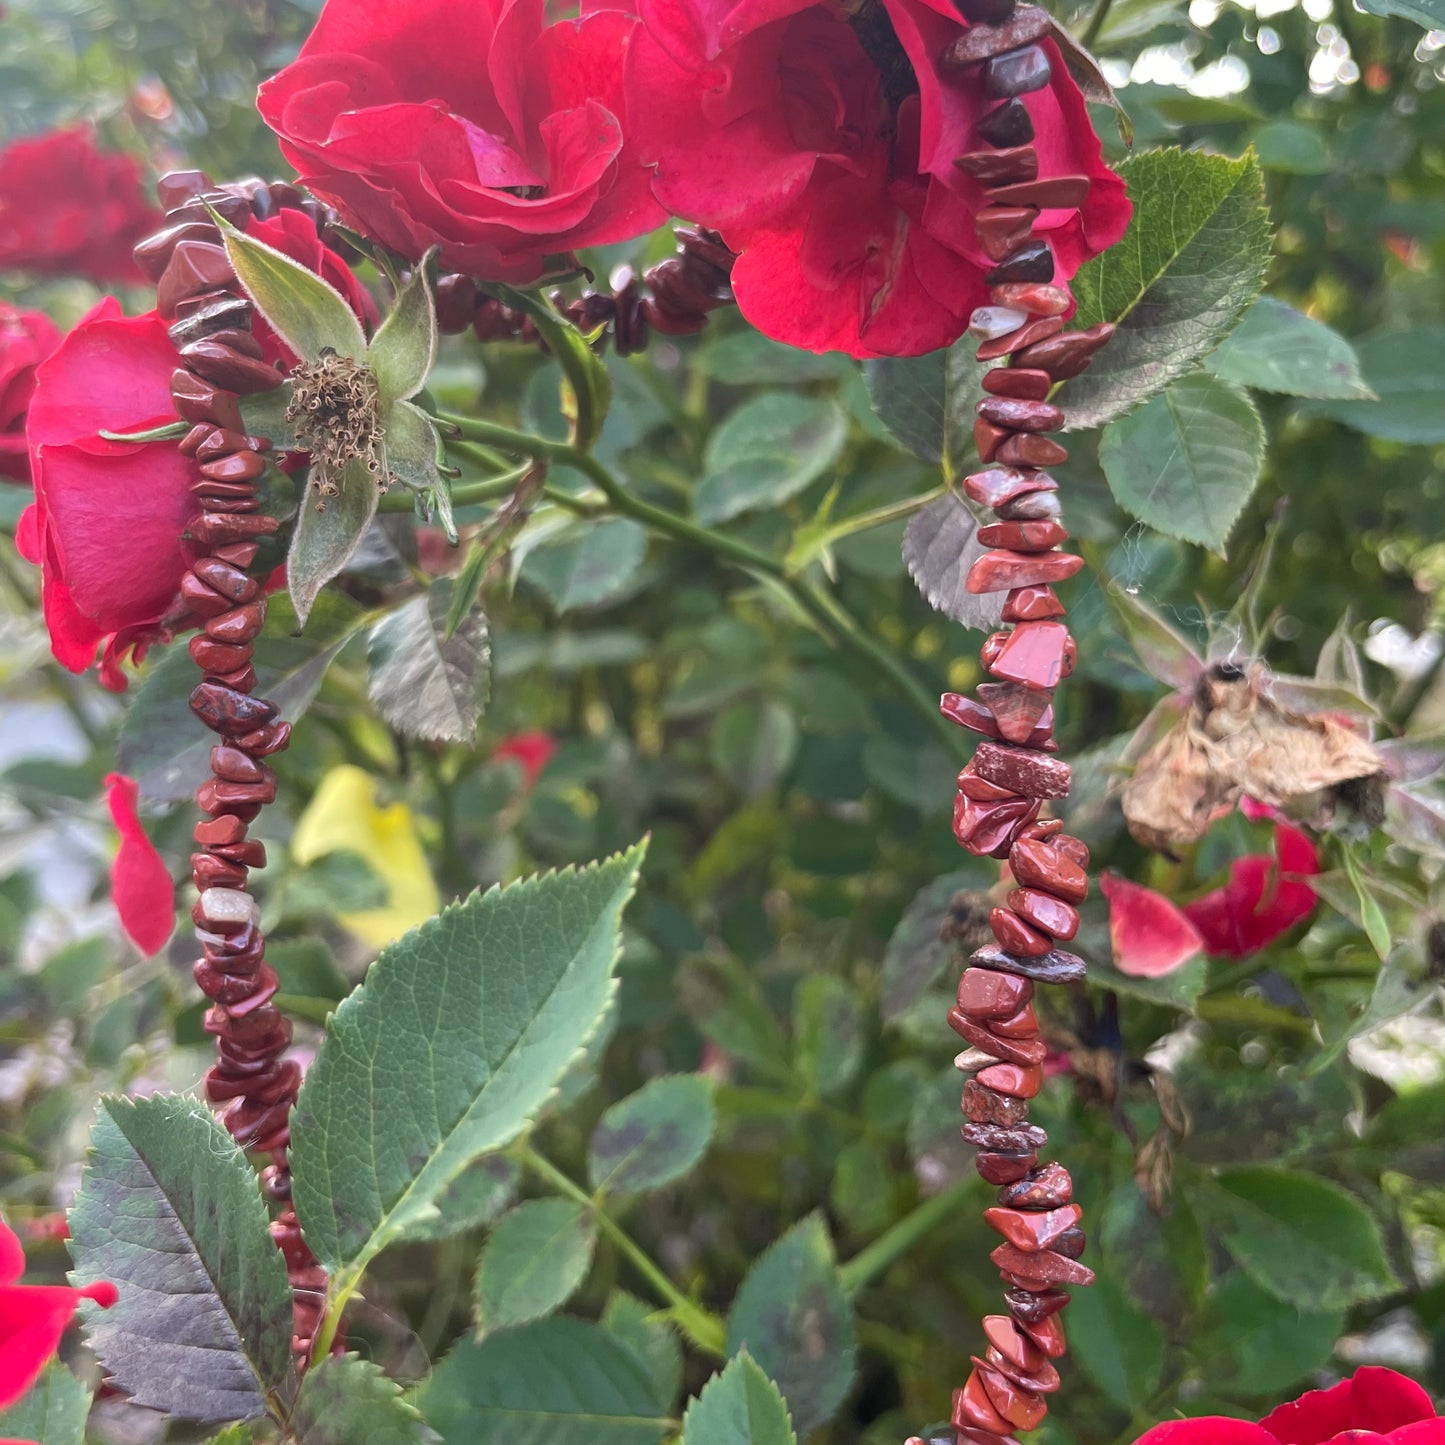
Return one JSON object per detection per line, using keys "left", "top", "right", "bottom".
{"left": 726, "top": 1215, "right": 857, "bottom": 1434}
{"left": 698, "top": 332, "right": 852, "bottom": 385}
{"left": 1207, "top": 297, "right": 1371, "bottom": 399}
{"left": 588, "top": 1075, "right": 717, "bottom": 1195}
{"left": 474, "top": 1199, "right": 597, "bottom": 1334}
{"left": 1201, "top": 1275, "right": 1343, "bottom": 1394}
{"left": 901, "top": 492, "right": 1004, "bottom": 634}
{"left": 288, "top": 457, "right": 382, "bottom": 628}
{"left": 0, "top": 1363, "right": 89, "bottom": 1445}
{"left": 290, "top": 844, "right": 646, "bottom": 1275}
{"left": 367, "top": 578, "right": 490, "bottom": 743}
{"left": 793, "top": 976, "right": 865, "bottom": 1099}
{"left": 882, "top": 869, "right": 990, "bottom": 1021}
{"left": 683, "top": 1352, "right": 797, "bottom": 1445}
{"left": 421, "top": 1316, "right": 670, "bottom": 1445}
{"left": 711, "top": 700, "right": 799, "bottom": 797}
{"left": 68, "top": 1095, "right": 295, "bottom": 1423}
{"left": 1099, "top": 372, "right": 1264, "bottom": 554}
{"left": 696, "top": 396, "right": 846, "bottom": 525}
{"left": 1251, "top": 120, "right": 1331, "bottom": 175}
{"left": 119, "top": 592, "right": 365, "bottom": 802}
{"left": 1065, "top": 148, "right": 1272, "bottom": 429}
{"left": 602, "top": 1293, "right": 683, "bottom": 1411}
{"left": 395, "top": 1156, "right": 519, "bottom": 1244}
{"left": 1192, "top": 1166, "right": 1398, "bottom": 1311}
{"left": 522, "top": 518, "right": 648, "bottom": 613}
{"left": 862, "top": 733, "right": 957, "bottom": 814}
{"left": 860, "top": 341, "right": 986, "bottom": 475}
{"left": 202, "top": 1427, "right": 255, "bottom": 1445}
{"left": 862, "top": 350, "right": 946, "bottom": 463}
{"left": 289, "top": 1355, "right": 438, "bottom": 1445}
{"left": 1355, "top": 0, "right": 1443, "bottom": 28}
{"left": 491, "top": 284, "right": 611, "bottom": 451}
{"left": 1066, "top": 1276, "right": 1164, "bottom": 1411}
{"left": 1307, "top": 327, "right": 1445, "bottom": 442}
{"left": 369, "top": 264, "right": 437, "bottom": 406}
{"left": 218, "top": 218, "right": 367, "bottom": 364}
{"left": 1342, "top": 845, "right": 1393, "bottom": 961}
{"left": 1108, "top": 589, "right": 1205, "bottom": 692}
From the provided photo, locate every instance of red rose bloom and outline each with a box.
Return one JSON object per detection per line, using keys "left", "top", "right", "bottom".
{"left": 18, "top": 297, "right": 198, "bottom": 688}
{"left": 257, "top": 0, "right": 667, "bottom": 282}
{"left": 1135, "top": 1366, "right": 1443, "bottom": 1445}
{"left": 623, "top": 0, "right": 1130, "bottom": 356}
{"left": 1183, "top": 811, "right": 1321, "bottom": 958}
{"left": 0, "top": 303, "right": 59, "bottom": 484}
{"left": 18, "top": 214, "right": 371, "bottom": 688}
{"left": 0, "top": 1215, "right": 117, "bottom": 1411}
{"left": 493, "top": 730, "right": 558, "bottom": 787}
{"left": 0, "top": 126, "right": 161, "bottom": 284}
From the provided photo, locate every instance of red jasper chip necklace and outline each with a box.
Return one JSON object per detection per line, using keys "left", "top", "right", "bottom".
{"left": 131, "top": 169, "right": 349, "bottom": 1362}
{"left": 910, "top": 6, "right": 1116, "bottom": 1442}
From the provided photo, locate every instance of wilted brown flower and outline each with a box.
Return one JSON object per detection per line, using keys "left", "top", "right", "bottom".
{"left": 1121, "top": 662, "right": 1386, "bottom": 852}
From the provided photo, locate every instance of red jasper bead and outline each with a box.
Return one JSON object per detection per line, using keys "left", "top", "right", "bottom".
{"left": 1009, "top": 837, "right": 1088, "bottom": 902}
{"left": 957, "top": 967, "right": 1034, "bottom": 1018}
{"left": 990, "top": 906, "right": 1051, "bottom": 956}
{"left": 977, "top": 520, "right": 1069, "bottom": 553}
{"left": 982, "top": 366, "right": 1052, "bottom": 401}
{"left": 1002, "top": 585, "right": 1066, "bottom": 621}
{"left": 1008, "top": 886, "right": 1081, "bottom": 940}
{"left": 977, "top": 1061, "right": 1044, "bottom": 1098}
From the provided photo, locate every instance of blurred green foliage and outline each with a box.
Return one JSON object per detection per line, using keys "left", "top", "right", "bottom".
{"left": 1, "top": 0, "right": 1444, "bottom": 1441}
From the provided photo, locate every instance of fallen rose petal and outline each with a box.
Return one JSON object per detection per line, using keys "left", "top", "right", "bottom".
{"left": 1102, "top": 871, "right": 1204, "bottom": 977}
{"left": 104, "top": 773, "right": 175, "bottom": 957}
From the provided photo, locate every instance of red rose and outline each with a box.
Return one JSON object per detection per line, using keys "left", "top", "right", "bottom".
{"left": 257, "top": 0, "right": 668, "bottom": 282}
{"left": 493, "top": 730, "right": 558, "bottom": 787}
{"left": 623, "top": 0, "right": 1130, "bottom": 357}
{"left": 18, "top": 298, "right": 200, "bottom": 688}
{"left": 0, "top": 126, "right": 161, "bottom": 284}
{"left": 0, "top": 303, "right": 59, "bottom": 484}
{"left": 1135, "top": 1367, "right": 1443, "bottom": 1445}
{"left": 1183, "top": 804, "right": 1321, "bottom": 958}
{"left": 0, "top": 1214, "right": 117, "bottom": 1411}
{"left": 18, "top": 216, "right": 372, "bottom": 688}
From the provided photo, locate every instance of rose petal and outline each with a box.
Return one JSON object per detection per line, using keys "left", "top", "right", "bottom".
{"left": 105, "top": 774, "right": 175, "bottom": 957}
{"left": 1132, "top": 1421, "right": 1276, "bottom": 1445}
{"left": 1102, "top": 871, "right": 1205, "bottom": 977}
{"left": 1262, "top": 1370, "right": 1437, "bottom": 1444}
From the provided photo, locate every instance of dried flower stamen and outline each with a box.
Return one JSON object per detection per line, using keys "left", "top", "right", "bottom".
{"left": 285, "top": 350, "right": 391, "bottom": 506}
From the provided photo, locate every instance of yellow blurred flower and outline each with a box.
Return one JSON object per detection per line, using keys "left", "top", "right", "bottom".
{"left": 291, "top": 765, "right": 439, "bottom": 948}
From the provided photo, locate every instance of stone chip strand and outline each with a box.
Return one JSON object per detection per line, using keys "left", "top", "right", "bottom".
{"left": 135, "top": 168, "right": 344, "bottom": 1363}
{"left": 434, "top": 225, "right": 737, "bottom": 353}
{"left": 905, "top": 2, "right": 1116, "bottom": 1440}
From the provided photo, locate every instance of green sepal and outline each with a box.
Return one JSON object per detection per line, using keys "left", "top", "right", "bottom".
{"left": 369, "top": 257, "right": 438, "bottom": 407}
{"left": 215, "top": 214, "right": 367, "bottom": 365}
{"left": 287, "top": 457, "right": 381, "bottom": 628}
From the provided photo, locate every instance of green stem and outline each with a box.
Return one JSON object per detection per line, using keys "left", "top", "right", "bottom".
{"left": 1080, "top": 0, "right": 1115, "bottom": 48}
{"left": 436, "top": 413, "right": 966, "bottom": 762}
{"left": 513, "top": 1142, "right": 727, "bottom": 1358}
{"left": 839, "top": 1175, "right": 981, "bottom": 1294}
{"left": 376, "top": 467, "right": 530, "bottom": 514}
